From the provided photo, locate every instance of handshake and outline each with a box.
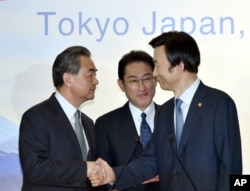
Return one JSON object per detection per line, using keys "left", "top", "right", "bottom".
{"left": 87, "top": 158, "right": 159, "bottom": 188}
{"left": 87, "top": 158, "right": 115, "bottom": 187}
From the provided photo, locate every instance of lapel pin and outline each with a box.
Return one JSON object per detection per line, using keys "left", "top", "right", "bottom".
{"left": 198, "top": 102, "right": 202, "bottom": 107}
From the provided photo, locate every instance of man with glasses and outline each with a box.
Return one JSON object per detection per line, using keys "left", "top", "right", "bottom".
{"left": 95, "top": 50, "right": 160, "bottom": 191}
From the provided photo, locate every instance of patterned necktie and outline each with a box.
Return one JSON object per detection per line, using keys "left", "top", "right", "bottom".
{"left": 175, "top": 98, "right": 183, "bottom": 149}
{"left": 75, "top": 110, "right": 87, "bottom": 160}
{"left": 140, "top": 112, "right": 152, "bottom": 148}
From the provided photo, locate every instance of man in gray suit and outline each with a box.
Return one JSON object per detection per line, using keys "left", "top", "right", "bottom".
{"left": 90, "top": 31, "right": 242, "bottom": 191}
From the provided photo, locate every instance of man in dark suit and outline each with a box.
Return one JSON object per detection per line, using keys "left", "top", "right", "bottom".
{"left": 90, "top": 31, "right": 242, "bottom": 191}
{"left": 95, "top": 50, "right": 160, "bottom": 191}
{"left": 19, "top": 46, "right": 104, "bottom": 191}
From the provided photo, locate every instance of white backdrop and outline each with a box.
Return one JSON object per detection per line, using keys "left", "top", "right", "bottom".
{"left": 0, "top": 0, "right": 249, "bottom": 190}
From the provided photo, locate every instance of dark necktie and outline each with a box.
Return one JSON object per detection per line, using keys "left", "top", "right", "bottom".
{"left": 175, "top": 98, "right": 183, "bottom": 149}
{"left": 140, "top": 112, "right": 152, "bottom": 148}
{"left": 75, "top": 110, "right": 87, "bottom": 160}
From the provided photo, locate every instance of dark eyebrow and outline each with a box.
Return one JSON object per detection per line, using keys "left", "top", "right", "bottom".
{"left": 143, "top": 73, "right": 153, "bottom": 77}
{"left": 127, "top": 73, "right": 153, "bottom": 79}
{"left": 88, "top": 68, "right": 98, "bottom": 72}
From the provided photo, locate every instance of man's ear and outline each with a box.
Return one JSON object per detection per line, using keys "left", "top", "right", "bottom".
{"left": 178, "top": 61, "right": 185, "bottom": 71}
{"left": 63, "top": 73, "right": 73, "bottom": 87}
{"left": 117, "top": 79, "right": 125, "bottom": 92}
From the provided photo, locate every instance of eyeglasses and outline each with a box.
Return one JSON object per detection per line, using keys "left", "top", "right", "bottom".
{"left": 125, "top": 76, "right": 155, "bottom": 87}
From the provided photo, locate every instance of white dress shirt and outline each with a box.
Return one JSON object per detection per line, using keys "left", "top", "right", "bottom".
{"left": 129, "top": 101, "right": 156, "bottom": 136}
{"left": 55, "top": 92, "right": 89, "bottom": 151}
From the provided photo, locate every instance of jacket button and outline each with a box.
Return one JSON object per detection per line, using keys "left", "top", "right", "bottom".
{"left": 173, "top": 171, "right": 178, "bottom": 175}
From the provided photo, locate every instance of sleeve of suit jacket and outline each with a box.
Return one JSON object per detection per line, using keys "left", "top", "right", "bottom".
{"left": 112, "top": 132, "right": 159, "bottom": 190}
{"left": 213, "top": 94, "right": 242, "bottom": 190}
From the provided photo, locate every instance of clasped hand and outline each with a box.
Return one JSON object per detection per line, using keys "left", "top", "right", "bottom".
{"left": 87, "top": 158, "right": 116, "bottom": 187}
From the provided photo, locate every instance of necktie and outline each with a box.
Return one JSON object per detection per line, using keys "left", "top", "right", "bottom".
{"left": 175, "top": 98, "right": 183, "bottom": 149}
{"left": 75, "top": 110, "right": 87, "bottom": 160}
{"left": 140, "top": 112, "right": 152, "bottom": 148}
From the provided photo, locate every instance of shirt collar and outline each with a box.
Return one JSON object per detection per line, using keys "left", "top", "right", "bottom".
{"left": 129, "top": 101, "right": 155, "bottom": 121}
{"left": 177, "top": 78, "right": 200, "bottom": 105}
{"left": 55, "top": 91, "right": 77, "bottom": 121}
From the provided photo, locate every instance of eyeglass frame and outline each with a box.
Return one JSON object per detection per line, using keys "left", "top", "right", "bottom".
{"left": 124, "top": 75, "right": 156, "bottom": 87}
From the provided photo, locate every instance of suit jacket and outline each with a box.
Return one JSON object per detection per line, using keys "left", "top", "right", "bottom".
{"left": 95, "top": 102, "right": 160, "bottom": 191}
{"left": 113, "top": 81, "right": 242, "bottom": 191}
{"left": 19, "top": 93, "right": 99, "bottom": 191}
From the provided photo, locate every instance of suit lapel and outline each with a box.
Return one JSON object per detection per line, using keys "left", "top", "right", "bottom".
{"left": 178, "top": 82, "right": 208, "bottom": 154}
{"left": 166, "top": 99, "right": 176, "bottom": 137}
{"left": 156, "top": 98, "right": 175, "bottom": 148}
{"left": 48, "top": 94, "right": 83, "bottom": 157}
{"left": 119, "top": 103, "right": 139, "bottom": 145}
